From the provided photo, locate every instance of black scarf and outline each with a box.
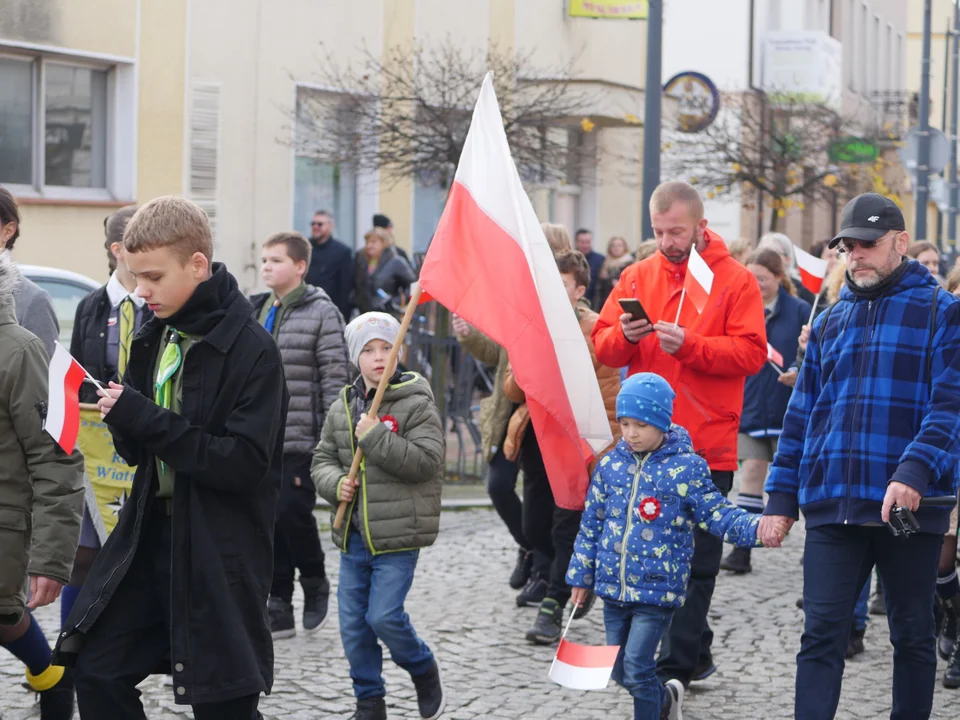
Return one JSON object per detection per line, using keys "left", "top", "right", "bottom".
{"left": 844, "top": 258, "right": 909, "bottom": 302}
{"left": 162, "top": 263, "right": 239, "bottom": 336}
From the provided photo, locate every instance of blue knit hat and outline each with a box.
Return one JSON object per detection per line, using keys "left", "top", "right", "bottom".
{"left": 616, "top": 373, "right": 675, "bottom": 432}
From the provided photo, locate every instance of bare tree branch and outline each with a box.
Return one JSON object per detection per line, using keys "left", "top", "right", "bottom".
{"left": 289, "top": 39, "right": 598, "bottom": 189}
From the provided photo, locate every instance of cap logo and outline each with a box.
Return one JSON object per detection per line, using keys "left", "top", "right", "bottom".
{"left": 867, "top": 215, "right": 879, "bottom": 223}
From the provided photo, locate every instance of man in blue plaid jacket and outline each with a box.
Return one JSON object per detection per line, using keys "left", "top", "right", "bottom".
{"left": 759, "top": 193, "right": 960, "bottom": 720}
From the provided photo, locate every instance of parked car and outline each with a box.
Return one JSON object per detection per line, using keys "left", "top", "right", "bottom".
{"left": 19, "top": 265, "right": 101, "bottom": 346}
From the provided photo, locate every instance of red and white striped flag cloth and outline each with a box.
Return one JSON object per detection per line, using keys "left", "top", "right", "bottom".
{"left": 549, "top": 637, "right": 621, "bottom": 690}
{"left": 46, "top": 342, "right": 88, "bottom": 453}
{"left": 417, "top": 74, "right": 612, "bottom": 510}
{"left": 794, "top": 245, "right": 829, "bottom": 295}
{"left": 683, "top": 244, "right": 714, "bottom": 314}
{"left": 767, "top": 342, "right": 785, "bottom": 368}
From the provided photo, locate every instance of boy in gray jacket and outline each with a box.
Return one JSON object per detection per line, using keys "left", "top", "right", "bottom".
{"left": 251, "top": 231, "right": 350, "bottom": 639}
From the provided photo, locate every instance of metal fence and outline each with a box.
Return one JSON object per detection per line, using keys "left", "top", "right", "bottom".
{"left": 403, "top": 304, "right": 492, "bottom": 482}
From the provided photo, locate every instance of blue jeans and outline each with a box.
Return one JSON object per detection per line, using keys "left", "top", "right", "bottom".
{"left": 798, "top": 524, "right": 942, "bottom": 720}
{"left": 853, "top": 573, "right": 871, "bottom": 632}
{"left": 338, "top": 532, "right": 435, "bottom": 700}
{"left": 604, "top": 601, "right": 675, "bottom": 720}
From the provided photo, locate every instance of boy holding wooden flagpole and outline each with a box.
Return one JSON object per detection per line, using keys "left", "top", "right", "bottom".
{"left": 312, "top": 303, "right": 446, "bottom": 720}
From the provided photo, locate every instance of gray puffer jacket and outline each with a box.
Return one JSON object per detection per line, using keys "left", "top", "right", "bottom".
{"left": 251, "top": 286, "right": 350, "bottom": 456}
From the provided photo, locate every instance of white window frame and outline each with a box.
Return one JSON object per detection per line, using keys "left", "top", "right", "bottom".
{"left": 0, "top": 41, "right": 135, "bottom": 202}
{"left": 860, "top": 1, "right": 869, "bottom": 95}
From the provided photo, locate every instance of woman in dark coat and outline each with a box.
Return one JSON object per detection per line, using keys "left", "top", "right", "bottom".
{"left": 352, "top": 227, "right": 416, "bottom": 318}
{"left": 721, "top": 248, "right": 809, "bottom": 575}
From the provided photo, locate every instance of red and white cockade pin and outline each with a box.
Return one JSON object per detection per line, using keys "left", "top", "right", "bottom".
{"left": 381, "top": 415, "right": 399, "bottom": 433}
{"left": 637, "top": 496, "right": 661, "bottom": 522}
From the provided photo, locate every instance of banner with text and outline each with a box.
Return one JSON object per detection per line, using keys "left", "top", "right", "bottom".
{"left": 77, "top": 405, "right": 135, "bottom": 536}
{"left": 568, "top": 0, "right": 648, "bottom": 19}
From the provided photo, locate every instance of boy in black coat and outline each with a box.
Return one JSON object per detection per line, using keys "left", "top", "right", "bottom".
{"left": 54, "top": 196, "right": 288, "bottom": 720}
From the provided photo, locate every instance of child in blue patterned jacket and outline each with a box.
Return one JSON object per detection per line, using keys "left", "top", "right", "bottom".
{"left": 567, "top": 372, "right": 783, "bottom": 720}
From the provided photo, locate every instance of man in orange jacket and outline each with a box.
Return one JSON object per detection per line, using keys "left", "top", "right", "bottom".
{"left": 592, "top": 180, "right": 767, "bottom": 687}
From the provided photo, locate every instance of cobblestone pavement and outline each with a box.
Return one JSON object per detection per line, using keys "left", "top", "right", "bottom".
{"left": 2, "top": 508, "right": 956, "bottom": 719}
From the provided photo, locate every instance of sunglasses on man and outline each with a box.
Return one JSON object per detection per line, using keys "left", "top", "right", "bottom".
{"left": 835, "top": 233, "right": 897, "bottom": 254}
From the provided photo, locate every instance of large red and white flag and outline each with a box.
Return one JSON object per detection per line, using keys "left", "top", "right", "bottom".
{"left": 418, "top": 74, "right": 612, "bottom": 509}
{"left": 794, "top": 245, "right": 828, "bottom": 295}
{"left": 549, "top": 637, "right": 621, "bottom": 690}
{"left": 683, "top": 245, "right": 714, "bottom": 314}
{"left": 46, "top": 342, "right": 87, "bottom": 453}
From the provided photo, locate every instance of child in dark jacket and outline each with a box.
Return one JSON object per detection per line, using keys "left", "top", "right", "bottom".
{"left": 567, "top": 373, "right": 783, "bottom": 720}
{"left": 313, "top": 312, "right": 445, "bottom": 720}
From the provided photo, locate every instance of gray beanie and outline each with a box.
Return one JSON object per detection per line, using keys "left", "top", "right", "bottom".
{"left": 344, "top": 312, "right": 401, "bottom": 367}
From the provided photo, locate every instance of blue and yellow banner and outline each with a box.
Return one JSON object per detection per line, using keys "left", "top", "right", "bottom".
{"left": 77, "top": 405, "right": 135, "bottom": 537}
{"left": 568, "top": 0, "right": 648, "bottom": 19}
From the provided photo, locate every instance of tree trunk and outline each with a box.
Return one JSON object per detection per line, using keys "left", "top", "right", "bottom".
{"left": 768, "top": 204, "right": 780, "bottom": 232}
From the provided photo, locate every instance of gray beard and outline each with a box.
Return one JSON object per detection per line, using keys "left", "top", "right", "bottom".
{"left": 849, "top": 271, "right": 882, "bottom": 289}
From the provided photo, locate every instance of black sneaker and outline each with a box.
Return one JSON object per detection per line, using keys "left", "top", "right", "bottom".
{"left": 796, "top": 597, "right": 804, "bottom": 610}
{"left": 719, "top": 547, "right": 752, "bottom": 574}
{"left": 411, "top": 659, "right": 445, "bottom": 719}
{"left": 939, "top": 595, "right": 959, "bottom": 661}
{"left": 690, "top": 660, "right": 716, "bottom": 682}
{"left": 268, "top": 597, "right": 296, "bottom": 639}
{"left": 573, "top": 589, "right": 596, "bottom": 620}
{"left": 526, "top": 598, "right": 562, "bottom": 645}
{"left": 945, "top": 640, "right": 960, "bottom": 689}
{"left": 347, "top": 696, "right": 387, "bottom": 720}
{"left": 300, "top": 576, "right": 330, "bottom": 632}
{"left": 36, "top": 666, "right": 74, "bottom": 720}
{"left": 663, "top": 678, "right": 684, "bottom": 720}
{"left": 516, "top": 576, "right": 548, "bottom": 608}
{"left": 868, "top": 591, "right": 886, "bottom": 616}
{"left": 845, "top": 628, "right": 865, "bottom": 658}
{"left": 509, "top": 549, "right": 533, "bottom": 590}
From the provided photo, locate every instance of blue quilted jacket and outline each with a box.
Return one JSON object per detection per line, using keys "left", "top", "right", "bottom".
{"left": 566, "top": 426, "right": 760, "bottom": 609}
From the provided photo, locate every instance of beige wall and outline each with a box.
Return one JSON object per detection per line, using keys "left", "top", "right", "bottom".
{"left": 10, "top": 0, "right": 187, "bottom": 281}
{"left": 0, "top": 0, "right": 136, "bottom": 57}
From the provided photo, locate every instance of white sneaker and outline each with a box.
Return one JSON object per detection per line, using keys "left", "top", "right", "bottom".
{"left": 665, "top": 679, "right": 684, "bottom": 720}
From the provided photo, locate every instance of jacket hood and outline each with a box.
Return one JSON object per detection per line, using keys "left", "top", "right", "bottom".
{"left": 350, "top": 371, "right": 435, "bottom": 405}
{"left": 838, "top": 257, "right": 937, "bottom": 303}
{"left": 0, "top": 253, "right": 18, "bottom": 307}
{"left": 614, "top": 423, "right": 695, "bottom": 461}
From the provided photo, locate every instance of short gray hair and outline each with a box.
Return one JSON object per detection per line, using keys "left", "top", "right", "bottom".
{"left": 758, "top": 232, "right": 796, "bottom": 272}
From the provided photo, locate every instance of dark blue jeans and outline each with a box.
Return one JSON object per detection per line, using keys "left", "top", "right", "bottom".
{"left": 338, "top": 532, "right": 435, "bottom": 700}
{"left": 798, "top": 524, "right": 942, "bottom": 720}
{"left": 604, "top": 601, "right": 675, "bottom": 720}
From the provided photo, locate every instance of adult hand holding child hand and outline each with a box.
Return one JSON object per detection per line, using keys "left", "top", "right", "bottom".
{"left": 758, "top": 515, "right": 795, "bottom": 548}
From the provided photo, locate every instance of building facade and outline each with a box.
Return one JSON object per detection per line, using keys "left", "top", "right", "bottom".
{"left": 0, "top": 0, "right": 187, "bottom": 282}
{"left": 3, "top": 0, "right": 657, "bottom": 291}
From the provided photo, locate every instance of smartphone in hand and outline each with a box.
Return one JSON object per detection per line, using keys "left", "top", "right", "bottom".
{"left": 618, "top": 298, "right": 651, "bottom": 324}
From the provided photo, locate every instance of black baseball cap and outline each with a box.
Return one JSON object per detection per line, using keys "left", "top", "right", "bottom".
{"left": 829, "top": 193, "right": 906, "bottom": 249}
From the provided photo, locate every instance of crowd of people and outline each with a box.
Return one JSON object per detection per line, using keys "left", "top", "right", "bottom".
{"left": 1, "top": 176, "right": 960, "bottom": 720}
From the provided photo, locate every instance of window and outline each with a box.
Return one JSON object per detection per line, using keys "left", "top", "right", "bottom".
{"left": 897, "top": 33, "right": 905, "bottom": 91}
{"left": 886, "top": 23, "right": 893, "bottom": 92}
{"left": 0, "top": 55, "right": 111, "bottom": 191}
{"left": 293, "top": 87, "right": 359, "bottom": 248}
{"left": 846, "top": 0, "right": 856, "bottom": 90}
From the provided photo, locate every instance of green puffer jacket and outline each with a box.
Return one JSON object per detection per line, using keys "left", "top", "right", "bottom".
{"left": 458, "top": 332, "right": 512, "bottom": 462}
{"left": 0, "top": 256, "right": 84, "bottom": 624}
{"left": 312, "top": 372, "right": 444, "bottom": 554}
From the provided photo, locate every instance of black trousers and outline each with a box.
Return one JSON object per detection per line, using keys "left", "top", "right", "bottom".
{"left": 486, "top": 448, "right": 528, "bottom": 550}
{"left": 271, "top": 454, "right": 326, "bottom": 603}
{"left": 74, "top": 509, "right": 263, "bottom": 720}
{"left": 656, "top": 470, "right": 733, "bottom": 685}
{"left": 519, "top": 429, "right": 581, "bottom": 608}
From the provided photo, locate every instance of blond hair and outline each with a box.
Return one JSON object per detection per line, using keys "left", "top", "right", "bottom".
{"left": 825, "top": 256, "right": 849, "bottom": 305}
{"left": 946, "top": 264, "right": 960, "bottom": 294}
{"left": 124, "top": 196, "right": 213, "bottom": 263}
{"left": 650, "top": 181, "right": 704, "bottom": 221}
{"left": 635, "top": 239, "right": 658, "bottom": 262}
{"left": 541, "top": 223, "right": 572, "bottom": 253}
{"left": 363, "top": 227, "right": 390, "bottom": 245}
{"left": 264, "top": 231, "right": 312, "bottom": 266}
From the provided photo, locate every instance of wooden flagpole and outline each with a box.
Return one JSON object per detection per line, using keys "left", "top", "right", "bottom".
{"left": 673, "top": 287, "right": 687, "bottom": 328}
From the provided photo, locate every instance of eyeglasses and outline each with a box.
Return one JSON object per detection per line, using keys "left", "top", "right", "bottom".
{"left": 836, "top": 233, "right": 896, "bottom": 254}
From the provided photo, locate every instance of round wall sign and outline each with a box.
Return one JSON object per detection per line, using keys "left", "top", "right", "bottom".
{"left": 663, "top": 71, "right": 721, "bottom": 133}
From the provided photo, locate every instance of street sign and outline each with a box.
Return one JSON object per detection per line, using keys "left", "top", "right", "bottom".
{"left": 900, "top": 126, "right": 951, "bottom": 175}
{"left": 663, "top": 72, "right": 720, "bottom": 133}
{"left": 828, "top": 138, "right": 879, "bottom": 164}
